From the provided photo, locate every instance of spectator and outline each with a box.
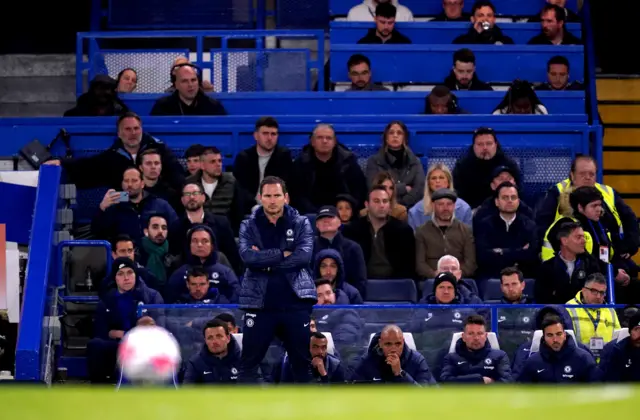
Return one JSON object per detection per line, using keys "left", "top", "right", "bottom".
{"left": 314, "top": 249, "right": 364, "bottom": 304}
{"left": 441, "top": 315, "right": 512, "bottom": 384}
{"left": 600, "top": 305, "right": 639, "bottom": 366}
{"left": 233, "top": 117, "right": 293, "bottom": 216}
{"left": 434, "top": 255, "right": 482, "bottom": 302}
{"left": 103, "top": 234, "right": 160, "bottom": 294}
{"left": 499, "top": 267, "right": 534, "bottom": 304}
{"left": 361, "top": 171, "right": 408, "bottom": 221}
{"left": 493, "top": 80, "right": 548, "bottom": 115}
{"left": 138, "top": 214, "right": 173, "bottom": 295}
{"left": 336, "top": 194, "right": 359, "bottom": 225}
{"left": 313, "top": 205, "right": 367, "bottom": 296}
{"left": 314, "top": 279, "right": 364, "bottom": 350}
{"left": 91, "top": 167, "right": 178, "bottom": 245}
{"left": 174, "top": 266, "right": 225, "bottom": 304}
{"left": 150, "top": 63, "right": 226, "bottom": 116}
{"left": 408, "top": 163, "right": 473, "bottom": 231}
{"left": 527, "top": 4, "right": 582, "bottom": 45}
{"left": 357, "top": 3, "right": 412, "bottom": 44}
{"left": 343, "top": 186, "right": 416, "bottom": 279}
{"left": 424, "top": 86, "right": 465, "bottom": 115}
{"left": 433, "top": 0, "right": 470, "bottom": 22}
{"left": 599, "top": 311, "right": 640, "bottom": 382}
{"left": 289, "top": 124, "right": 367, "bottom": 214}
{"left": 43, "top": 112, "right": 185, "bottom": 191}
{"left": 517, "top": 315, "right": 599, "bottom": 383}
{"left": 443, "top": 48, "right": 493, "bottom": 91}
{"left": 279, "top": 332, "right": 348, "bottom": 384}
{"left": 352, "top": 325, "right": 436, "bottom": 385}
{"left": 415, "top": 189, "right": 476, "bottom": 279}
{"left": 452, "top": 127, "right": 521, "bottom": 209}
{"left": 453, "top": 1, "right": 514, "bottom": 45}
{"left": 345, "top": 54, "right": 389, "bottom": 91}
{"left": 529, "top": 0, "right": 580, "bottom": 23}
{"left": 420, "top": 272, "right": 482, "bottom": 304}
{"left": 474, "top": 182, "right": 538, "bottom": 279}
{"left": 184, "top": 144, "right": 205, "bottom": 176}
{"left": 137, "top": 149, "right": 182, "bottom": 211}
{"left": 116, "top": 68, "right": 137, "bottom": 93}
{"left": 536, "top": 221, "right": 603, "bottom": 304}
{"left": 183, "top": 319, "right": 242, "bottom": 384}
{"left": 535, "top": 56, "right": 584, "bottom": 91}
{"left": 347, "top": 0, "right": 414, "bottom": 22}
{"left": 64, "top": 75, "right": 128, "bottom": 117}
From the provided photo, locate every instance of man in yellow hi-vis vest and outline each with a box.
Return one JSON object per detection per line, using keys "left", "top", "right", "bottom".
{"left": 566, "top": 273, "right": 620, "bottom": 361}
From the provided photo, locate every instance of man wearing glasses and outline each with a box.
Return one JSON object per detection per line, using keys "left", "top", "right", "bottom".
{"left": 433, "top": 0, "right": 470, "bottom": 22}
{"left": 566, "top": 273, "right": 621, "bottom": 361}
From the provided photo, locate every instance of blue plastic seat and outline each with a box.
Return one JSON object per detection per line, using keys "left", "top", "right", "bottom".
{"left": 365, "top": 278, "right": 417, "bottom": 303}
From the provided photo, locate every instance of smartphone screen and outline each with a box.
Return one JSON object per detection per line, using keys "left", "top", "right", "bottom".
{"left": 119, "top": 191, "right": 129, "bottom": 202}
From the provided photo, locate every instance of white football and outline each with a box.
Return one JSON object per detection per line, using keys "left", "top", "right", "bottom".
{"left": 117, "top": 325, "right": 181, "bottom": 383}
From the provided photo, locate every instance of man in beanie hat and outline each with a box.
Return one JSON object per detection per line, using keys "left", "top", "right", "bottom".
{"left": 600, "top": 311, "right": 640, "bottom": 382}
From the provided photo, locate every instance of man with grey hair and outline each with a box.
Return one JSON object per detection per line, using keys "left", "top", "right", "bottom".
{"left": 435, "top": 254, "right": 480, "bottom": 302}
{"left": 289, "top": 124, "right": 367, "bottom": 214}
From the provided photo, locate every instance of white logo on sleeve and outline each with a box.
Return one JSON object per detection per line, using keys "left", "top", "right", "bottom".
{"left": 246, "top": 318, "right": 255, "bottom": 328}
{"left": 303, "top": 322, "right": 310, "bottom": 327}
{"left": 231, "top": 367, "right": 238, "bottom": 375}
{"left": 286, "top": 229, "right": 293, "bottom": 236}
{"left": 203, "top": 371, "right": 212, "bottom": 375}
{"left": 457, "top": 361, "right": 466, "bottom": 365}
{"left": 537, "top": 369, "right": 545, "bottom": 374}
{"left": 372, "top": 377, "right": 382, "bottom": 381}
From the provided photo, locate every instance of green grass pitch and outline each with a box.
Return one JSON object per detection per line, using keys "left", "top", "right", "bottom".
{"left": 0, "top": 385, "right": 636, "bottom": 419}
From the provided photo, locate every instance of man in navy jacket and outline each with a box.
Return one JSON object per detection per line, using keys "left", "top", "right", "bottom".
{"left": 599, "top": 312, "right": 640, "bottom": 382}
{"left": 440, "top": 314, "right": 513, "bottom": 384}
{"left": 314, "top": 249, "right": 363, "bottom": 304}
{"left": 237, "top": 176, "right": 317, "bottom": 383}
{"left": 183, "top": 319, "right": 242, "bottom": 384}
{"left": 517, "top": 315, "right": 599, "bottom": 383}
{"left": 352, "top": 325, "right": 436, "bottom": 385}
{"left": 279, "top": 332, "right": 348, "bottom": 384}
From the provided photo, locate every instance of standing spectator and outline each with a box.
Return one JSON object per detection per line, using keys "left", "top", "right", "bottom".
{"left": 527, "top": 4, "right": 582, "bottom": 45}
{"left": 357, "top": 3, "right": 412, "bottom": 44}
{"left": 599, "top": 312, "right": 640, "bottom": 382}
{"left": 443, "top": 49, "right": 493, "bottom": 91}
{"left": 361, "top": 172, "right": 408, "bottom": 222}
{"left": 184, "top": 144, "right": 205, "bottom": 176}
{"left": 347, "top": 0, "right": 414, "bottom": 22}
{"left": 493, "top": 81, "right": 548, "bottom": 115}
{"left": 345, "top": 54, "right": 389, "bottom": 92}
{"left": 453, "top": 1, "right": 514, "bottom": 45}
{"left": 433, "top": 0, "right": 469, "bottom": 22}
{"left": 535, "top": 56, "right": 584, "bottom": 91}
{"left": 116, "top": 68, "right": 137, "bottom": 93}
{"left": 64, "top": 75, "right": 128, "bottom": 117}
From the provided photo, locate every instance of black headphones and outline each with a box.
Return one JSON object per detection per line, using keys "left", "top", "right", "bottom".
{"left": 170, "top": 62, "right": 203, "bottom": 87}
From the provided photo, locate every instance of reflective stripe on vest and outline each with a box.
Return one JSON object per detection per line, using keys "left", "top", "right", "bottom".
{"left": 556, "top": 179, "right": 623, "bottom": 235}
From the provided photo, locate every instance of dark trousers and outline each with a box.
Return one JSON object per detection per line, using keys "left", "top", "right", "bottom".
{"left": 87, "top": 338, "right": 119, "bottom": 383}
{"left": 239, "top": 309, "right": 312, "bottom": 383}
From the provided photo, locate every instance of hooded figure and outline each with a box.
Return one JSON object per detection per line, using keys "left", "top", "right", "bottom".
{"left": 314, "top": 249, "right": 363, "bottom": 305}
{"left": 64, "top": 75, "right": 129, "bottom": 117}
{"left": 492, "top": 80, "right": 549, "bottom": 115}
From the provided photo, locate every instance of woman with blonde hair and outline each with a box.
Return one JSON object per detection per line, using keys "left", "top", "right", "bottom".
{"left": 408, "top": 163, "right": 472, "bottom": 230}
{"left": 360, "top": 171, "right": 408, "bottom": 221}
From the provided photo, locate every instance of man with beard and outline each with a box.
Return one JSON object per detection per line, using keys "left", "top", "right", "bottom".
{"left": 528, "top": 4, "right": 582, "bottom": 45}
{"left": 279, "top": 332, "right": 348, "bottom": 384}
{"left": 443, "top": 48, "right": 493, "bottom": 91}
{"left": 233, "top": 117, "right": 293, "bottom": 217}
{"left": 345, "top": 54, "right": 389, "bottom": 92}
{"left": 169, "top": 182, "right": 242, "bottom": 275}
{"left": 91, "top": 167, "right": 178, "bottom": 245}
{"left": 599, "top": 312, "right": 640, "bottom": 382}
{"left": 453, "top": 1, "right": 514, "bottom": 45}
{"left": 187, "top": 147, "right": 238, "bottom": 217}
{"left": 137, "top": 214, "right": 173, "bottom": 296}
{"left": 452, "top": 127, "right": 521, "bottom": 209}
{"left": 357, "top": 3, "right": 411, "bottom": 44}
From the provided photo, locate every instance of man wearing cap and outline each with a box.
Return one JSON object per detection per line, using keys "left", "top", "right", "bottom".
{"left": 599, "top": 310, "right": 640, "bottom": 382}
{"left": 415, "top": 188, "right": 476, "bottom": 279}
{"left": 313, "top": 205, "right": 367, "bottom": 296}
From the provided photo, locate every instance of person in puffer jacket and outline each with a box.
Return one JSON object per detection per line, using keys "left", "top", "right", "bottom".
{"left": 315, "top": 279, "right": 364, "bottom": 353}
{"left": 166, "top": 225, "right": 239, "bottom": 304}
{"left": 278, "top": 331, "right": 348, "bottom": 384}
{"left": 87, "top": 257, "right": 164, "bottom": 383}
{"left": 183, "top": 319, "right": 242, "bottom": 384}
{"left": 599, "top": 311, "right": 640, "bottom": 382}
{"left": 314, "top": 249, "right": 363, "bottom": 304}
{"left": 517, "top": 315, "right": 600, "bottom": 383}
{"left": 440, "top": 314, "right": 512, "bottom": 384}
{"left": 352, "top": 325, "right": 436, "bottom": 385}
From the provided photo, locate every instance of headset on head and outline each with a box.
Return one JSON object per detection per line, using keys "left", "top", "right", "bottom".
{"left": 170, "top": 62, "right": 203, "bottom": 87}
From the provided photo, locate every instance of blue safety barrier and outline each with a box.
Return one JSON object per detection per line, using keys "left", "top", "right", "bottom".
{"left": 120, "top": 91, "right": 586, "bottom": 116}
{"left": 330, "top": 44, "right": 584, "bottom": 84}
{"left": 330, "top": 22, "right": 582, "bottom": 45}
{"left": 75, "top": 30, "right": 326, "bottom": 95}
{"left": 329, "top": 0, "right": 579, "bottom": 17}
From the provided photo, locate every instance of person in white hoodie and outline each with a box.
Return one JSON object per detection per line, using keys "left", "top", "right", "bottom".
{"left": 347, "top": 0, "right": 414, "bottom": 22}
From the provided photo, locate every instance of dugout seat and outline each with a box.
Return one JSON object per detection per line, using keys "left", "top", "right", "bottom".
{"left": 613, "top": 328, "right": 629, "bottom": 343}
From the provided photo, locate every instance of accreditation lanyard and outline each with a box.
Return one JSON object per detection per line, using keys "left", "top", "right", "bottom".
{"left": 584, "top": 307, "right": 601, "bottom": 332}
{"left": 588, "top": 220, "right": 610, "bottom": 247}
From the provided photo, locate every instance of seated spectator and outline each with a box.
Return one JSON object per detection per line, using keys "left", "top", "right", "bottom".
{"left": 361, "top": 171, "right": 408, "bottom": 221}
{"left": 184, "top": 144, "right": 205, "bottom": 176}
{"left": 137, "top": 149, "right": 181, "bottom": 211}
{"left": 233, "top": 117, "right": 293, "bottom": 216}
{"left": 357, "top": 3, "right": 412, "bottom": 44}
{"left": 527, "top": 4, "right": 582, "bottom": 45}
{"left": 443, "top": 48, "right": 493, "bottom": 91}
{"left": 183, "top": 319, "right": 241, "bottom": 384}
{"left": 433, "top": 255, "right": 481, "bottom": 302}
{"left": 138, "top": 214, "right": 175, "bottom": 295}
{"left": 566, "top": 273, "right": 620, "bottom": 360}
{"left": 535, "top": 56, "right": 584, "bottom": 91}
{"left": 279, "top": 331, "right": 348, "bottom": 384}
{"left": 517, "top": 316, "right": 599, "bottom": 383}
{"left": 347, "top": 0, "right": 414, "bottom": 22}
{"left": 536, "top": 222, "right": 603, "bottom": 304}
{"left": 91, "top": 167, "right": 178, "bottom": 245}
{"left": 336, "top": 194, "right": 358, "bottom": 225}
{"left": 420, "top": 272, "right": 482, "bottom": 304}
{"left": 44, "top": 112, "right": 185, "bottom": 191}
{"left": 352, "top": 325, "right": 436, "bottom": 385}
{"left": 342, "top": 186, "right": 416, "bottom": 279}
{"left": 315, "top": 279, "right": 364, "bottom": 351}
{"left": 87, "top": 258, "right": 163, "bottom": 383}
{"left": 499, "top": 267, "right": 535, "bottom": 304}
{"left": 64, "top": 75, "right": 128, "bottom": 117}
{"left": 416, "top": 189, "right": 476, "bottom": 279}
{"left": 408, "top": 163, "right": 473, "bottom": 231}
{"left": 313, "top": 206, "right": 367, "bottom": 296}
{"left": 433, "top": 0, "right": 470, "bottom": 22}
{"left": 175, "top": 266, "right": 226, "bottom": 304}
{"left": 475, "top": 182, "right": 538, "bottom": 279}
{"left": 493, "top": 80, "right": 549, "bottom": 115}
{"left": 166, "top": 225, "right": 240, "bottom": 303}
{"left": 452, "top": 127, "right": 521, "bottom": 210}
{"left": 424, "top": 86, "right": 466, "bottom": 115}
{"left": 345, "top": 54, "right": 389, "bottom": 92}
{"left": 529, "top": 0, "right": 580, "bottom": 23}
{"left": 116, "top": 68, "right": 137, "bottom": 93}
{"left": 314, "top": 249, "right": 364, "bottom": 304}
{"left": 441, "top": 315, "right": 512, "bottom": 384}
{"left": 599, "top": 305, "right": 639, "bottom": 367}
{"left": 290, "top": 124, "right": 367, "bottom": 214}
{"left": 453, "top": 1, "right": 514, "bottom": 45}
{"left": 365, "top": 121, "right": 424, "bottom": 208}
{"left": 599, "top": 312, "right": 640, "bottom": 382}
{"left": 103, "top": 234, "right": 159, "bottom": 295}
{"left": 150, "top": 63, "right": 226, "bottom": 116}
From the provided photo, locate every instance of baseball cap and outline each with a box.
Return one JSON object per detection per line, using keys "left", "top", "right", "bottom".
{"left": 316, "top": 206, "right": 338, "bottom": 220}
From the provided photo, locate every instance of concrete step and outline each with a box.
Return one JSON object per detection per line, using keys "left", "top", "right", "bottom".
{"left": 0, "top": 76, "right": 75, "bottom": 103}
{"left": 0, "top": 102, "right": 74, "bottom": 117}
